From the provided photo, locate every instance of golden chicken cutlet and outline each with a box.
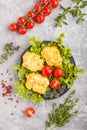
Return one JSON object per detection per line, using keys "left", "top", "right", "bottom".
{"left": 41, "top": 46, "right": 62, "bottom": 66}
{"left": 26, "top": 73, "right": 49, "bottom": 94}
{"left": 22, "top": 52, "right": 44, "bottom": 72}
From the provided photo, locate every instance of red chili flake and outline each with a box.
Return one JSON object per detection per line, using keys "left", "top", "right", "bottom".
{"left": 8, "top": 98, "right": 13, "bottom": 101}
{"left": 14, "top": 105, "right": 17, "bottom": 108}
{"left": 4, "top": 102, "right": 7, "bottom": 104}
{"left": 1, "top": 81, "right": 12, "bottom": 97}
{"left": 16, "top": 100, "right": 19, "bottom": 103}
{"left": 1, "top": 82, "right": 5, "bottom": 88}
{"left": 1, "top": 80, "right": 4, "bottom": 83}
{"left": 4, "top": 81, "right": 7, "bottom": 83}
{"left": 9, "top": 85, "right": 12, "bottom": 89}
{"left": 10, "top": 77, "right": 13, "bottom": 81}
{"left": 8, "top": 94, "right": 11, "bottom": 97}
{"left": 6, "top": 69, "right": 9, "bottom": 73}
{"left": 11, "top": 113, "right": 14, "bottom": 116}
{"left": 2, "top": 93, "right": 6, "bottom": 97}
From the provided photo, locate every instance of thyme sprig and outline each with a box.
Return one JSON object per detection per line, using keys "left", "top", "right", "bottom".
{"left": 0, "top": 42, "right": 20, "bottom": 64}
{"left": 55, "top": 0, "right": 87, "bottom": 27}
{"left": 46, "top": 90, "right": 79, "bottom": 130}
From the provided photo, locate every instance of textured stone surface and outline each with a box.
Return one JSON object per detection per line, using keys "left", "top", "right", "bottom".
{"left": 0, "top": 0, "right": 87, "bottom": 130}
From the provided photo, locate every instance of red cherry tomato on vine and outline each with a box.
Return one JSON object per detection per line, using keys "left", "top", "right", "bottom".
{"left": 50, "top": 0, "right": 59, "bottom": 9}
{"left": 34, "top": 4, "right": 42, "bottom": 11}
{"left": 40, "top": 0, "right": 48, "bottom": 4}
{"left": 53, "top": 68, "right": 63, "bottom": 78}
{"left": 18, "top": 17, "right": 26, "bottom": 24}
{"left": 18, "top": 27, "right": 27, "bottom": 34}
{"left": 26, "top": 21, "right": 34, "bottom": 29}
{"left": 50, "top": 79, "right": 60, "bottom": 90}
{"left": 41, "top": 66, "right": 53, "bottom": 77}
{"left": 43, "top": 6, "right": 52, "bottom": 16}
{"left": 27, "top": 10, "right": 35, "bottom": 18}
{"left": 35, "top": 14, "right": 45, "bottom": 24}
{"left": 9, "top": 23, "right": 18, "bottom": 31}
{"left": 25, "top": 107, "right": 35, "bottom": 118}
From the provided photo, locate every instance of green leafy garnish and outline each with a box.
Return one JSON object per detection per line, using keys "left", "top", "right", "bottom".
{"left": 14, "top": 82, "right": 30, "bottom": 101}
{"left": 29, "top": 36, "right": 42, "bottom": 54}
{"left": 55, "top": 0, "right": 87, "bottom": 27}
{"left": 13, "top": 33, "right": 83, "bottom": 102}
{"left": 0, "top": 42, "right": 20, "bottom": 64}
{"left": 59, "top": 63, "right": 84, "bottom": 88}
{"left": 30, "top": 93, "right": 44, "bottom": 103}
{"left": 46, "top": 90, "right": 79, "bottom": 130}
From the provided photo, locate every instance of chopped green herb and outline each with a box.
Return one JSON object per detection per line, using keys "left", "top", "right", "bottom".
{"left": 46, "top": 90, "right": 79, "bottom": 130}
{"left": 0, "top": 42, "right": 20, "bottom": 64}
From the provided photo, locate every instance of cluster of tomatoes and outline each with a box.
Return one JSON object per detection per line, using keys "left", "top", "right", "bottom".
{"left": 9, "top": 0, "right": 59, "bottom": 34}
{"left": 41, "top": 66, "right": 63, "bottom": 90}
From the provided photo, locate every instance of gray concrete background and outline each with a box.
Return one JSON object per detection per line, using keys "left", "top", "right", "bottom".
{"left": 0, "top": 0, "right": 87, "bottom": 130}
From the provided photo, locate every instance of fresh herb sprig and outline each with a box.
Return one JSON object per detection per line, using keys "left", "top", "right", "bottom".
{"left": 55, "top": 0, "right": 87, "bottom": 27}
{"left": 0, "top": 43, "right": 20, "bottom": 64}
{"left": 46, "top": 90, "right": 79, "bottom": 130}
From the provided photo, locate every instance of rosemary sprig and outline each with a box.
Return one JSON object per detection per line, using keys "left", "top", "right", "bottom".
{"left": 46, "top": 90, "right": 79, "bottom": 130}
{"left": 0, "top": 42, "right": 20, "bottom": 64}
{"left": 55, "top": 0, "right": 87, "bottom": 27}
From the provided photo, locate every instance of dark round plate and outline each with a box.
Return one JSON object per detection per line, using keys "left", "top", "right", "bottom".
{"left": 21, "top": 41, "right": 75, "bottom": 100}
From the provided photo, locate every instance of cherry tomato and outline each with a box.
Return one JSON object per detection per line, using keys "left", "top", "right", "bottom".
{"left": 53, "top": 68, "right": 63, "bottom": 78}
{"left": 27, "top": 10, "right": 35, "bottom": 18}
{"left": 40, "top": 0, "right": 48, "bottom": 4}
{"left": 18, "top": 27, "right": 27, "bottom": 34}
{"left": 41, "top": 66, "right": 52, "bottom": 77}
{"left": 50, "top": 79, "right": 60, "bottom": 90}
{"left": 25, "top": 107, "right": 35, "bottom": 118}
{"left": 26, "top": 21, "right": 34, "bottom": 29}
{"left": 34, "top": 4, "right": 42, "bottom": 11}
{"left": 50, "top": 0, "right": 59, "bottom": 9}
{"left": 43, "top": 6, "right": 52, "bottom": 16}
{"left": 18, "top": 17, "right": 26, "bottom": 24}
{"left": 9, "top": 23, "right": 18, "bottom": 31}
{"left": 35, "top": 14, "right": 45, "bottom": 24}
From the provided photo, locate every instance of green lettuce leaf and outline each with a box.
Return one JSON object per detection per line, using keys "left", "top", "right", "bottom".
{"left": 14, "top": 82, "right": 30, "bottom": 101}
{"left": 30, "top": 93, "right": 44, "bottom": 103}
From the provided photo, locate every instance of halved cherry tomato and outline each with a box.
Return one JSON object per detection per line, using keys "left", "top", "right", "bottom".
{"left": 25, "top": 107, "right": 35, "bottom": 118}
{"left": 43, "top": 6, "right": 52, "bottom": 16}
{"left": 35, "top": 14, "right": 45, "bottom": 24}
{"left": 9, "top": 23, "right": 18, "bottom": 31}
{"left": 26, "top": 21, "right": 34, "bottom": 29}
{"left": 18, "top": 17, "right": 26, "bottom": 24}
{"left": 53, "top": 68, "right": 63, "bottom": 78}
{"left": 41, "top": 66, "right": 52, "bottom": 76}
{"left": 50, "top": 79, "right": 60, "bottom": 90}
{"left": 50, "top": 0, "right": 59, "bottom": 9}
{"left": 27, "top": 10, "right": 35, "bottom": 18}
{"left": 18, "top": 27, "right": 27, "bottom": 34}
